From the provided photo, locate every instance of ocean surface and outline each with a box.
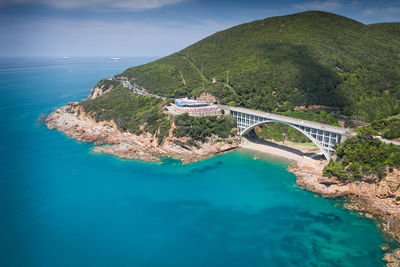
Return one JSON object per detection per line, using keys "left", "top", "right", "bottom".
{"left": 0, "top": 57, "right": 391, "bottom": 266}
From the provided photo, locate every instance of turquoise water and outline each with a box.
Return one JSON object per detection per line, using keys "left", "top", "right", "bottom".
{"left": 0, "top": 57, "right": 388, "bottom": 266}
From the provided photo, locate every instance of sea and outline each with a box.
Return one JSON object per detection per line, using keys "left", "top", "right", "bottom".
{"left": 0, "top": 57, "right": 392, "bottom": 266}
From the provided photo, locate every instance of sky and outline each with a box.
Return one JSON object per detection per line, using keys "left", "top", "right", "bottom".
{"left": 0, "top": 0, "right": 399, "bottom": 57}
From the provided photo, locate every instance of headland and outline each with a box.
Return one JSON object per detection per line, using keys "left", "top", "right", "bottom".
{"left": 46, "top": 10, "right": 400, "bottom": 264}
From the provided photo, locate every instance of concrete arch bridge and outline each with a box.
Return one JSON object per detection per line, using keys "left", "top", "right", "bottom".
{"left": 219, "top": 106, "right": 354, "bottom": 160}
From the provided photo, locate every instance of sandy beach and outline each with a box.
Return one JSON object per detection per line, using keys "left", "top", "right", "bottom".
{"left": 240, "top": 138, "right": 304, "bottom": 162}
{"left": 238, "top": 136, "right": 326, "bottom": 173}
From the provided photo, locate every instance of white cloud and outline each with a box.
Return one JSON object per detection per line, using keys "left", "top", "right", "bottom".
{"left": 0, "top": 0, "right": 185, "bottom": 11}
{"left": 350, "top": 1, "right": 360, "bottom": 7}
{"left": 363, "top": 7, "right": 400, "bottom": 16}
{"left": 293, "top": 0, "right": 343, "bottom": 11}
{"left": 0, "top": 16, "right": 234, "bottom": 56}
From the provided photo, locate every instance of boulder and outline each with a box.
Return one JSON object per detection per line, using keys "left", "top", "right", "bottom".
{"left": 377, "top": 181, "right": 391, "bottom": 198}
{"left": 348, "top": 182, "right": 376, "bottom": 197}
{"left": 383, "top": 253, "right": 398, "bottom": 263}
{"left": 381, "top": 243, "right": 391, "bottom": 251}
{"left": 394, "top": 248, "right": 400, "bottom": 259}
{"left": 365, "top": 213, "right": 373, "bottom": 219}
{"left": 386, "top": 171, "right": 400, "bottom": 193}
{"left": 387, "top": 262, "right": 400, "bottom": 267}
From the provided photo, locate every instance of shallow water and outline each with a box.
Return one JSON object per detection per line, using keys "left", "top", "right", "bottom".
{"left": 0, "top": 57, "right": 389, "bottom": 266}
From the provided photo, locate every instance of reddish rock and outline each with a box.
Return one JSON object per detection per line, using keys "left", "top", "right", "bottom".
{"left": 381, "top": 243, "right": 390, "bottom": 251}
{"left": 289, "top": 160, "right": 400, "bottom": 243}
{"left": 46, "top": 103, "right": 239, "bottom": 164}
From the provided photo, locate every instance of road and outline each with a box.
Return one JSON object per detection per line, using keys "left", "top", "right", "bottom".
{"left": 119, "top": 79, "right": 400, "bottom": 147}
{"left": 375, "top": 136, "right": 400, "bottom": 146}
{"left": 122, "top": 80, "right": 166, "bottom": 100}
{"left": 220, "top": 105, "right": 353, "bottom": 136}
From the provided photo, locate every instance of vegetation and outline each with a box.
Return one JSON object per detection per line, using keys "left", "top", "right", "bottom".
{"left": 96, "top": 79, "right": 120, "bottom": 92}
{"left": 81, "top": 85, "right": 171, "bottom": 136}
{"left": 357, "top": 116, "right": 400, "bottom": 140}
{"left": 79, "top": 11, "right": 400, "bottom": 160}
{"left": 81, "top": 85, "right": 235, "bottom": 143}
{"left": 323, "top": 132, "right": 400, "bottom": 181}
{"left": 173, "top": 113, "right": 236, "bottom": 143}
{"left": 122, "top": 11, "right": 400, "bottom": 122}
{"left": 256, "top": 109, "right": 340, "bottom": 143}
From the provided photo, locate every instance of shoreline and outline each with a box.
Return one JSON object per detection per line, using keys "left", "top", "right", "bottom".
{"left": 238, "top": 137, "right": 327, "bottom": 176}
{"left": 239, "top": 136, "right": 400, "bottom": 254}
{"left": 238, "top": 137, "right": 321, "bottom": 164}
{"left": 45, "top": 102, "right": 240, "bottom": 164}
{"left": 46, "top": 103, "right": 400, "bottom": 261}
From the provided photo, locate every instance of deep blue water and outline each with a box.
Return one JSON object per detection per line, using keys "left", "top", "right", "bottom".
{"left": 0, "top": 57, "right": 389, "bottom": 266}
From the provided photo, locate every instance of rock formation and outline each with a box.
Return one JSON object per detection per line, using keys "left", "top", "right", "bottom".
{"left": 289, "top": 161, "right": 400, "bottom": 243}
{"left": 46, "top": 103, "right": 238, "bottom": 164}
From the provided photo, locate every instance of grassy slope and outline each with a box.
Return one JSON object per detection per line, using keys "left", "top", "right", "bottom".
{"left": 122, "top": 11, "right": 400, "bottom": 121}
{"left": 80, "top": 84, "right": 170, "bottom": 136}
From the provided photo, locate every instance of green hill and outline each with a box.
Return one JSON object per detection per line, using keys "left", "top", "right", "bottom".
{"left": 121, "top": 11, "right": 400, "bottom": 121}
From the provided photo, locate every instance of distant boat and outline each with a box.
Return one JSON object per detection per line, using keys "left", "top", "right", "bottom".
{"left": 59, "top": 56, "right": 69, "bottom": 59}
{"left": 109, "top": 57, "right": 121, "bottom": 61}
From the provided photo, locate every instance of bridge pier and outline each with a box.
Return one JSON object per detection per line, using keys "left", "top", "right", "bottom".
{"left": 220, "top": 105, "right": 353, "bottom": 160}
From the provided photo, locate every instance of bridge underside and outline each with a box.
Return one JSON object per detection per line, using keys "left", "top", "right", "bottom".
{"left": 231, "top": 110, "right": 342, "bottom": 160}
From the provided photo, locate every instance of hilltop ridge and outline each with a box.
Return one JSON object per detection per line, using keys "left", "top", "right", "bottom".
{"left": 45, "top": 11, "right": 400, "bottom": 248}
{"left": 121, "top": 11, "right": 400, "bottom": 121}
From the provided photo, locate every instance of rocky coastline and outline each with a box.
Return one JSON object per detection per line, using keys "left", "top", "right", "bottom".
{"left": 46, "top": 102, "right": 238, "bottom": 164}
{"left": 239, "top": 137, "right": 400, "bottom": 264}
{"left": 288, "top": 160, "right": 400, "bottom": 264}
{"left": 46, "top": 85, "right": 399, "bottom": 264}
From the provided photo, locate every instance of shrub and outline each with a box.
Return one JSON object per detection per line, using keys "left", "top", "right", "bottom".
{"left": 80, "top": 86, "right": 171, "bottom": 136}
{"left": 173, "top": 113, "right": 235, "bottom": 143}
{"left": 323, "top": 134, "right": 400, "bottom": 181}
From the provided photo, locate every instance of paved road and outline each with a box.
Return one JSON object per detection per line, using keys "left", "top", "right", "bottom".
{"left": 375, "top": 136, "right": 400, "bottom": 146}
{"left": 119, "top": 79, "right": 399, "bottom": 147}
{"left": 122, "top": 80, "right": 166, "bottom": 99}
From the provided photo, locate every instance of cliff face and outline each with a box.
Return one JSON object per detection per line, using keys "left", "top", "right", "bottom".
{"left": 289, "top": 161, "right": 400, "bottom": 242}
{"left": 46, "top": 103, "right": 238, "bottom": 163}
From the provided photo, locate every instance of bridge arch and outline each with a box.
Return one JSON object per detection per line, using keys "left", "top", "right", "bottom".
{"left": 241, "top": 120, "right": 332, "bottom": 160}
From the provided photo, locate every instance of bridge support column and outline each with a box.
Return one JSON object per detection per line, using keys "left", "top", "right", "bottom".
{"left": 226, "top": 108, "right": 353, "bottom": 160}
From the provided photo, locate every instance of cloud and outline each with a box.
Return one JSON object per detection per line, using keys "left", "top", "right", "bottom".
{"left": 363, "top": 7, "right": 400, "bottom": 16}
{"left": 0, "top": 16, "right": 234, "bottom": 56}
{"left": 293, "top": 0, "right": 343, "bottom": 11}
{"left": 362, "top": 6, "right": 400, "bottom": 21}
{"left": 0, "top": 0, "right": 185, "bottom": 11}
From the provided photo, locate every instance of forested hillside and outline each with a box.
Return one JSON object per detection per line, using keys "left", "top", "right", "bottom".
{"left": 122, "top": 11, "right": 400, "bottom": 121}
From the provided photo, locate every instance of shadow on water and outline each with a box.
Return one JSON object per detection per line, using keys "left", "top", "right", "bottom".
{"left": 161, "top": 157, "right": 183, "bottom": 166}
{"left": 156, "top": 200, "right": 382, "bottom": 266}
{"left": 160, "top": 154, "right": 226, "bottom": 174}
{"left": 189, "top": 160, "right": 224, "bottom": 174}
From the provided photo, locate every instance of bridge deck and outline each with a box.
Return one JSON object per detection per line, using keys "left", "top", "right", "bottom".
{"left": 220, "top": 105, "right": 352, "bottom": 136}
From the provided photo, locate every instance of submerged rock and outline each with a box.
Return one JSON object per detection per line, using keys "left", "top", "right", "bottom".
{"left": 393, "top": 248, "right": 400, "bottom": 259}
{"left": 365, "top": 213, "right": 373, "bottom": 219}
{"left": 383, "top": 253, "right": 397, "bottom": 263}
{"left": 387, "top": 262, "right": 400, "bottom": 267}
{"left": 381, "top": 243, "right": 391, "bottom": 251}
{"left": 289, "top": 160, "right": 400, "bottom": 243}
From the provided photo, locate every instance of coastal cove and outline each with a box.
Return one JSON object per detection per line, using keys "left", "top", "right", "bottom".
{"left": 0, "top": 57, "right": 394, "bottom": 266}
